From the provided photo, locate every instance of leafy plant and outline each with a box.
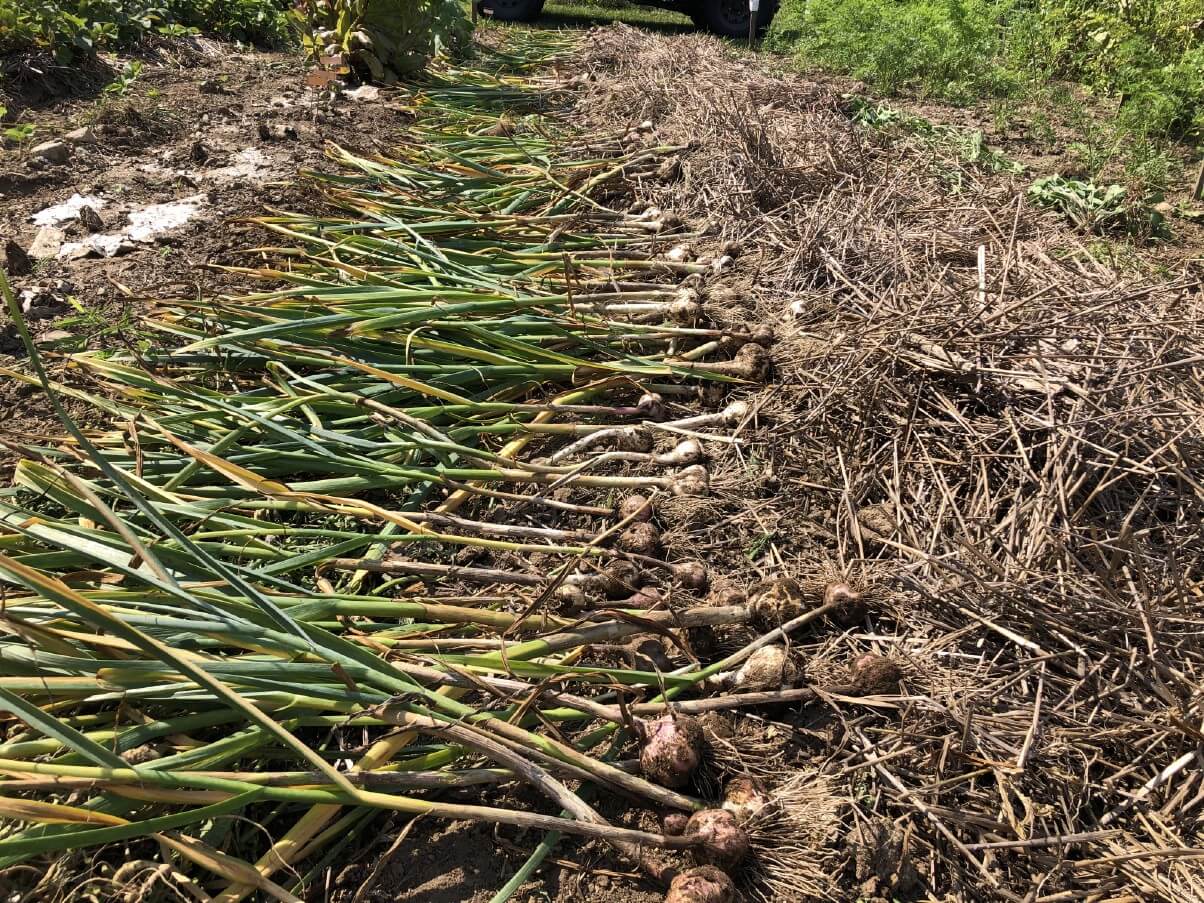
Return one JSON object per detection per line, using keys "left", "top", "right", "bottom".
{"left": 102, "top": 59, "right": 143, "bottom": 96}
{"left": 2, "top": 122, "right": 36, "bottom": 145}
{"left": 298, "top": 0, "right": 470, "bottom": 82}
{"left": 1028, "top": 174, "right": 1168, "bottom": 237}
{"left": 0, "top": 0, "right": 294, "bottom": 62}
{"left": 0, "top": 107, "right": 37, "bottom": 147}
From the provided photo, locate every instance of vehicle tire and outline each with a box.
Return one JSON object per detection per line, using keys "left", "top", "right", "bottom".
{"left": 691, "top": 0, "right": 774, "bottom": 38}
{"left": 478, "top": 0, "right": 545, "bottom": 21}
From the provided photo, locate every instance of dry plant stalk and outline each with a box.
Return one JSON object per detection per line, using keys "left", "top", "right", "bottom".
{"left": 575, "top": 24, "right": 1204, "bottom": 902}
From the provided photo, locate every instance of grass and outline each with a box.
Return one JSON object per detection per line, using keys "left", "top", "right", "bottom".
{"left": 763, "top": 0, "right": 1203, "bottom": 235}
{"left": 540, "top": 1, "right": 692, "bottom": 31}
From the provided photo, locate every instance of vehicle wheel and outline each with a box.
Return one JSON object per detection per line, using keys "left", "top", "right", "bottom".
{"left": 691, "top": 0, "right": 773, "bottom": 38}
{"left": 478, "top": 0, "right": 545, "bottom": 21}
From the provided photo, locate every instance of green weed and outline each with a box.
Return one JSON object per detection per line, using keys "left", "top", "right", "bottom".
{"left": 0, "top": 0, "right": 294, "bottom": 63}
{"left": 849, "top": 97, "right": 1023, "bottom": 175}
{"left": 1028, "top": 174, "right": 1169, "bottom": 237}
{"left": 2, "top": 122, "right": 35, "bottom": 145}
{"left": 102, "top": 59, "right": 143, "bottom": 96}
{"left": 54, "top": 301, "right": 147, "bottom": 352}
{"left": 766, "top": 0, "right": 1201, "bottom": 234}
{"left": 0, "top": 106, "right": 37, "bottom": 147}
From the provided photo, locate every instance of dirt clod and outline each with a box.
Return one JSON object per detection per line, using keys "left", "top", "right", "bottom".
{"left": 78, "top": 204, "right": 105, "bottom": 232}
{"left": 853, "top": 820, "right": 921, "bottom": 898}
{"left": 1, "top": 239, "right": 31, "bottom": 276}
{"left": 848, "top": 653, "right": 903, "bottom": 695}
{"left": 748, "top": 577, "right": 804, "bottom": 624}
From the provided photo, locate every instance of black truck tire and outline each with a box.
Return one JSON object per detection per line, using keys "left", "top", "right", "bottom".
{"left": 478, "top": 0, "right": 545, "bottom": 21}
{"left": 691, "top": 0, "right": 774, "bottom": 38}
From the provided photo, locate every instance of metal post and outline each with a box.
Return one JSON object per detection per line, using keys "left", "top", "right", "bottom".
{"left": 748, "top": 0, "right": 758, "bottom": 47}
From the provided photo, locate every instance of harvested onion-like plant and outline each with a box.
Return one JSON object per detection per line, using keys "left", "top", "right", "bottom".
{"left": 683, "top": 808, "right": 750, "bottom": 870}
{"left": 0, "top": 30, "right": 819, "bottom": 903}
{"left": 707, "top": 645, "right": 801, "bottom": 693}
{"left": 639, "top": 714, "right": 705, "bottom": 788}
{"left": 665, "top": 866, "right": 736, "bottom": 903}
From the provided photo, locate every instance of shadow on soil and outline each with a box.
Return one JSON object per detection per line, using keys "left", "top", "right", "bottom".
{"left": 535, "top": 9, "right": 692, "bottom": 32}
{"left": 480, "top": 3, "right": 694, "bottom": 34}
{"left": 0, "top": 52, "right": 116, "bottom": 117}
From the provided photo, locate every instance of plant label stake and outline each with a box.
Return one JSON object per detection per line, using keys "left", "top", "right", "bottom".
{"left": 748, "top": 0, "right": 759, "bottom": 47}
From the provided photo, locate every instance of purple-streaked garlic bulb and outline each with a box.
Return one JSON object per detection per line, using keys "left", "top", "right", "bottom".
{"left": 638, "top": 392, "right": 667, "bottom": 420}
{"left": 639, "top": 714, "right": 704, "bottom": 788}
{"left": 683, "top": 808, "right": 749, "bottom": 870}
{"left": 671, "top": 560, "right": 709, "bottom": 590}
{"left": 664, "top": 866, "right": 735, "bottom": 903}
{"left": 825, "top": 580, "right": 867, "bottom": 625}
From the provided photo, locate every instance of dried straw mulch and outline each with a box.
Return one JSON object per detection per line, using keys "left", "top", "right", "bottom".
{"left": 574, "top": 26, "right": 1204, "bottom": 903}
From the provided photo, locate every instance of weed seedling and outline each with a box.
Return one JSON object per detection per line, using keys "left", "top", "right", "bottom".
{"left": 103, "top": 60, "right": 144, "bottom": 97}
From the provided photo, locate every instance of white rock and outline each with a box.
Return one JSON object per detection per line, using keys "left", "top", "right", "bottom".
{"left": 32, "top": 194, "right": 106, "bottom": 227}
{"left": 29, "top": 227, "right": 64, "bottom": 259}
{"left": 60, "top": 242, "right": 98, "bottom": 261}
{"left": 30, "top": 140, "right": 71, "bottom": 164}
{"left": 62, "top": 127, "right": 97, "bottom": 144}
{"left": 344, "top": 84, "right": 380, "bottom": 102}
{"left": 59, "top": 234, "right": 136, "bottom": 259}
{"left": 126, "top": 197, "right": 203, "bottom": 243}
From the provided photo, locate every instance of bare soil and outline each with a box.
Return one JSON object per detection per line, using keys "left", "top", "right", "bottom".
{"left": 0, "top": 38, "right": 409, "bottom": 470}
